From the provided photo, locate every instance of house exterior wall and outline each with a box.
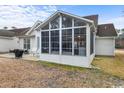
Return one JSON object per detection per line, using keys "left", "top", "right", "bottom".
{"left": 95, "top": 37, "right": 115, "bottom": 56}
{"left": 89, "top": 32, "right": 96, "bottom": 65}
{"left": 19, "top": 37, "right": 35, "bottom": 52}
{"left": 31, "top": 37, "right": 35, "bottom": 50}
{"left": 36, "top": 23, "right": 95, "bottom": 67}
{"left": 19, "top": 38, "right": 23, "bottom": 49}
{"left": 30, "top": 30, "right": 35, "bottom": 36}
{"left": 35, "top": 30, "right": 41, "bottom": 53}
{"left": 0, "top": 36, "right": 19, "bottom": 53}
{"left": 39, "top": 54, "right": 91, "bottom": 67}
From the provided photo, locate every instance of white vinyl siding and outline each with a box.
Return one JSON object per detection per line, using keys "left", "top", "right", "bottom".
{"left": 95, "top": 38, "right": 115, "bottom": 56}
{"left": 0, "top": 37, "right": 19, "bottom": 52}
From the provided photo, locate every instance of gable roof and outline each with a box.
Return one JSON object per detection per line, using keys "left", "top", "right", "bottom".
{"left": 8, "top": 27, "right": 30, "bottom": 36}
{"left": 0, "top": 29, "right": 15, "bottom": 37}
{"left": 0, "top": 11, "right": 116, "bottom": 38}
{"left": 26, "top": 20, "right": 41, "bottom": 35}
{"left": 97, "top": 23, "right": 118, "bottom": 37}
{"left": 36, "top": 10, "right": 94, "bottom": 30}
{"left": 83, "top": 15, "right": 98, "bottom": 28}
{"left": 0, "top": 27, "right": 30, "bottom": 37}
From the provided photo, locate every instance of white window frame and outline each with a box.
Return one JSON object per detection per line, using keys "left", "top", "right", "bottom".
{"left": 23, "top": 38, "right": 30, "bottom": 50}
{"left": 40, "top": 14, "right": 88, "bottom": 56}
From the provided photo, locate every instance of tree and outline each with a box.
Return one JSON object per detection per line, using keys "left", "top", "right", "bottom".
{"left": 11, "top": 26, "right": 17, "bottom": 29}
{"left": 3, "top": 26, "right": 8, "bottom": 30}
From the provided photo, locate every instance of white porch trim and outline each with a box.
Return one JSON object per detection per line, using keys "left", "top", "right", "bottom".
{"left": 35, "top": 10, "right": 94, "bottom": 30}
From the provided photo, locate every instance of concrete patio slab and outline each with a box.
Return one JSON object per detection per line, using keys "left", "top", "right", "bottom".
{"left": 0, "top": 53, "right": 39, "bottom": 61}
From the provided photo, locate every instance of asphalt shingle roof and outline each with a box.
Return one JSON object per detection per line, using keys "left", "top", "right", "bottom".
{"left": 0, "top": 14, "right": 117, "bottom": 37}
{"left": 0, "top": 27, "right": 30, "bottom": 37}
{"left": 0, "top": 29, "right": 15, "bottom": 37}
{"left": 97, "top": 23, "right": 118, "bottom": 37}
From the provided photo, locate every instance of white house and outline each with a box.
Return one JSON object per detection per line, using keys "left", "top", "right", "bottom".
{"left": 0, "top": 10, "right": 117, "bottom": 67}
{"left": 0, "top": 21, "right": 41, "bottom": 53}
{"left": 33, "top": 10, "right": 117, "bottom": 67}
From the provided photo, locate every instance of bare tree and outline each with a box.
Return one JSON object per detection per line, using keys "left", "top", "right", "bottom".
{"left": 11, "top": 26, "right": 17, "bottom": 29}
{"left": 3, "top": 26, "right": 8, "bottom": 30}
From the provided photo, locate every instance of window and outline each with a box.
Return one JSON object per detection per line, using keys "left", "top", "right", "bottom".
{"left": 40, "top": 15, "right": 87, "bottom": 56}
{"left": 62, "top": 15, "right": 72, "bottom": 28}
{"left": 51, "top": 17, "right": 59, "bottom": 29}
{"left": 23, "top": 38, "right": 30, "bottom": 50}
{"left": 41, "top": 31, "right": 49, "bottom": 53}
{"left": 51, "top": 30, "right": 59, "bottom": 54}
{"left": 74, "top": 19, "right": 86, "bottom": 27}
{"left": 90, "top": 30, "right": 94, "bottom": 54}
{"left": 62, "top": 29, "right": 72, "bottom": 55}
{"left": 74, "top": 28, "right": 86, "bottom": 56}
{"left": 42, "top": 24, "right": 49, "bottom": 30}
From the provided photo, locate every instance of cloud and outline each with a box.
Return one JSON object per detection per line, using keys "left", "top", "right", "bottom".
{"left": 0, "top": 5, "right": 57, "bottom": 29}
{"left": 99, "top": 16, "right": 124, "bottom": 29}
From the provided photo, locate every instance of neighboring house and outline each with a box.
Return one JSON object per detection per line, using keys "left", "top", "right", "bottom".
{"left": 115, "top": 32, "right": 124, "bottom": 49}
{"left": 0, "top": 29, "right": 18, "bottom": 53}
{"left": 0, "top": 20, "right": 41, "bottom": 53}
{"left": 32, "top": 10, "right": 117, "bottom": 67}
{"left": 0, "top": 27, "right": 36, "bottom": 53}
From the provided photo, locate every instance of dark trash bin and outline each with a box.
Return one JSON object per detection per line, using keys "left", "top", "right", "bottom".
{"left": 14, "top": 49, "right": 24, "bottom": 58}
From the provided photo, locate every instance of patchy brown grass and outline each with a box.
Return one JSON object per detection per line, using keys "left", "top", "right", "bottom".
{"left": 92, "top": 49, "right": 124, "bottom": 79}
{"left": 0, "top": 56, "right": 124, "bottom": 88}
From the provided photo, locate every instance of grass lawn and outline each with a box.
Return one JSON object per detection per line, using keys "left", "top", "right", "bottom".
{"left": 0, "top": 50, "right": 124, "bottom": 88}
{"left": 92, "top": 49, "right": 124, "bottom": 79}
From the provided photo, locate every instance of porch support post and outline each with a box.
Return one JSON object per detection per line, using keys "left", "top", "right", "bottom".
{"left": 94, "top": 32, "right": 96, "bottom": 54}
{"left": 39, "top": 28, "right": 42, "bottom": 54}
{"left": 49, "top": 22, "right": 51, "bottom": 54}
{"left": 59, "top": 14, "right": 62, "bottom": 55}
{"left": 72, "top": 18, "right": 74, "bottom": 55}
{"left": 86, "top": 24, "right": 90, "bottom": 57}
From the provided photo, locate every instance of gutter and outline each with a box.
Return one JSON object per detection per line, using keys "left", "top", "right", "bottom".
{"left": 0, "top": 36, "right": 13, "bottom": 40}
{"left": 17, "top": 35, "right": 35, "bottom": 38}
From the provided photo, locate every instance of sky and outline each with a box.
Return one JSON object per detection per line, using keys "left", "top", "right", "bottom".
{"left": 0, "top": 5, "right": 124, "bottom": 29}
